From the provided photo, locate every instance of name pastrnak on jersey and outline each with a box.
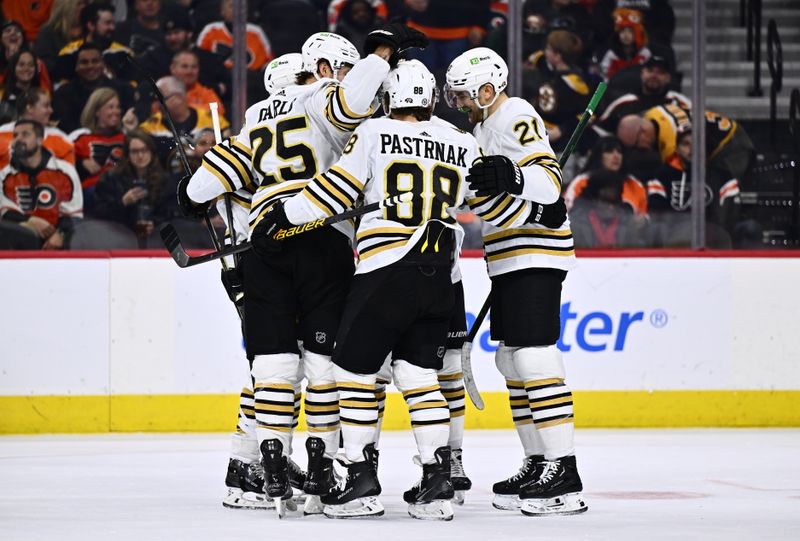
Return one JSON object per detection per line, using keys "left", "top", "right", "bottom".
{"left": 284, "top": 116, "right": 535, "bottom": 275}
{"left": 185, "top": 55, "right": 389, "bottom": 240}
{"left": 473, "top": 97, "right": 576, "bottom": 276}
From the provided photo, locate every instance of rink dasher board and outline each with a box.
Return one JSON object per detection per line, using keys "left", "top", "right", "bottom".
{"left": 1, "top": 252, "right": 799, "bottom": 433}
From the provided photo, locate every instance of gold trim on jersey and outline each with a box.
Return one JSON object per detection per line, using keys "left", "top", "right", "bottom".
{"left": 358, "top": 239, "right": 410, "bottom": 260}
{"left": 483, "top": 227, "right": 572, "bottom": 243}
{"left": 518, "top": 151, "right": 562, "bottom": 191}
{"left": 333, "top": 86, "right": 375, "bottom": 120}
{"left": 356, "top": 226, "right": 416, "bottom": 241}
{"left": 480, "top": 194, "right": 515, "bottom": 222}
{"left": 708, "top": 121, "right": 737, "bottom": 161}
{"left": 487, "top": 247, "right": 575, "bottom": 262}
{"left": 497, "top": 200, "right": 529, "bottom": 229}
{"left": 328, "top": 165, "right": 365, "bottom": 191}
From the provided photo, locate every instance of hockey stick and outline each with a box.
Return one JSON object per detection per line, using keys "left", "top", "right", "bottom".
{"left": 160, "top": 192, "right": 414, "bottom": 268}
{"left": 460, "top": 82, "right": 607, "bottom": 410}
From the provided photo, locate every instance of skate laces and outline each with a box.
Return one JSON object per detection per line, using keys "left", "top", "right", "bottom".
{"left": 536, "top": 460, "right": 559, "bottom": 485}
{"left": 509, "top": 456, "right": 536, "bottom": 482}
{"left": 248, "top": 462, "right": 265, "bottom": 482}
{"left": 451, "top": 451, "right": 465, "bottom": 478}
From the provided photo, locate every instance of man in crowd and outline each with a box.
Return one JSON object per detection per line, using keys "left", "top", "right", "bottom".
{"left": 0, "top": 120, "right": 82, "bottom": 249}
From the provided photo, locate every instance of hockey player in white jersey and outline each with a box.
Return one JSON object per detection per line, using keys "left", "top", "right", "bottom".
{"left": 256, "top": 59, "right": 538, "bottom": 520}
{"left": 220, "top": 52, "right": 305, "bottom": 511}
{"left": 177, "top": 26, "right": 428, "bottom": 517}
{"left": 445, "top": 47, "right": 586, "bottom": 516}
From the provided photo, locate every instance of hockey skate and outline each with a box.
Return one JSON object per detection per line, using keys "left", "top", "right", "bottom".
{"left": 450, "top": 448, "right": 472, "bottom": 505}
{"left": 260, "top": 439, "right": 298, "bottom": 519}
{"left": 404, "top": 447, "right": 455, "bottom": 521}
{"left": 321, "top": 444, "right": 384, "bottom": 519}
{"left": 303, "top": 437, "right": 338, "bottom": 516}
{"left": 288, "top": 456, "right": 307, "bottom": 504}
{"left": 492, "top": 455, "right": 546, "bottom": 510}
{"left": 519, "top": 455, "right": 588, "bottom": 516}
{"left": 222, "top": 458, "right": 275, "bottom": 510}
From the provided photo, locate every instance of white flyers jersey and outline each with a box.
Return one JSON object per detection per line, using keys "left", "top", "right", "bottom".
{"left": 284, "top": 116, "right": 535, "bottom": 275}
{"left": 473, "top": 97, "right": 576, "bottom": 276}
{"left": 185, "top": 54, "right": 389, "bottom": 239}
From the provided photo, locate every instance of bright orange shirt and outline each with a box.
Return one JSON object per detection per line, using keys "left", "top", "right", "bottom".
{"left": 187, "top": 82, "right": 226, "bottom": 116}
{"left": 565, "top": 173, "right": 648, "bottom": 216}
{"left": 196, "top": 22, "right": 273, "bottom": 71}
{"left": 2, "top": 0, "right": 53, "bottom": 41}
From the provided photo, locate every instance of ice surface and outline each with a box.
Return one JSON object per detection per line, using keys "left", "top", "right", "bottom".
{"left": 1, "top": 429, "right": 798, "bottom": 540}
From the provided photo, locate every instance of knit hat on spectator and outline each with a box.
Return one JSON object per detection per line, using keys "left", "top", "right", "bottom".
{"left": 164, "top": 9, "right": 193, "bottom": 33}
{"left": 612, "top": 8, "right": 647, "bottom": 50}
{"left": 643, "top": 43, "right": 675, "bottom": 73}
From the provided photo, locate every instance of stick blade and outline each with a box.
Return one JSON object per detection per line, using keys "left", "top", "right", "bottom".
{"left": 461, "top": 342, "right": 485, "bottom": 410}
{"left": 159, "top": 223, "right": 191, "bottom": 268}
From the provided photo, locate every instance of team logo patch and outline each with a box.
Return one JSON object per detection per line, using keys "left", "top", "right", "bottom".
{"left": 315, "top": 332, "right": 327, "bottom": 344}
{"left": 36, "top": 186, "right": 57, "bottom": 209}
{"left": 436, "top": 346, "right": 445, "bottom": 358}
{"left": 470, "top": 58, "right": 479, "bottom": 65}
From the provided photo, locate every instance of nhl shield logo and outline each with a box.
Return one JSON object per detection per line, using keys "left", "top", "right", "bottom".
{"left": 436, "top": 346, "right": 445, "bottom": 358}
{"left": 315, "top": 332, "right": 327, "bottom": 344}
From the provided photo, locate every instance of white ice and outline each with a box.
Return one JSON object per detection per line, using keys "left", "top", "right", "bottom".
{"left": 1, "top": 429, "right": 799, "bottom": 540}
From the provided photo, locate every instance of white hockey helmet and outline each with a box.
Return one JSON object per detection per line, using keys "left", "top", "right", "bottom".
{"left": 263, "top": 53, "right": 304, "bottom": 94}
{"left": 301, "top": 32, "right": 360, "bottom": 79}
{"left": 444, "top": 47, "right": 508, "bottom": 110}
{"left": 381, "top": 59, "right": 436, "bottom": 115}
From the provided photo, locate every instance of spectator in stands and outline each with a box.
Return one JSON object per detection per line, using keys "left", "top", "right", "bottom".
{"left": 196, "top": 0, "right": 273, "bottom": 73}
{"left": 328, "top": 0, "right": 387, "bottom": 32}
{"left": 139, "top": 76, "right": 229, "bottom": 165}
{"left": 0, "top": 119, "right": 82, "bottom": 249}
{"left": 0, "top": 21, "right": 27, "bottom": 83}
{"left": 0, "top": 88, "right": 74, "bottom": 169}
{"left": 568, "top": 167, "right": 649, "bottom": 248}
{"left": 0, "top": 51, "right": 52, "bottom": 123}
{"left": 1, "top": 0, "right": 53, "bottom": 43}
{"left": 169, "top": 50, "right": 226, "bottom": 116}
{"left": 92, "top": 129, "right": 176, "bottom": 239}
{"left": 404, "top": 0, "right": 490, "bottom": 70}
{"left": 646, "top": 130, "right": 739, "bottom": 248}
{"left": 599, "top": 8, "right": 651, "bottom": 81}
{"left": 33, "top": 0, "right": 86, "bottom": 75}
{"left": 51, "top": 43, "right": 138, "bottom": 134}
{"left": 619, "top": 103, "right": 755, "bottom": 184}
{"left": 114, "top": 0, "right": 165, "bottom": 56}
{"left": 331, "top": 0, "right": 383, "bottom": 56}
{"left": 70, "top": 87, "right": 127, "bottom": 209}
{"left": 594, "top": 43, "right": 688, "bottom": 137}
{"left": 54, "top": 3, "right": 134, "bottom": 82}
{"left": 526, "top": 0, "right": 593, "bottom": 51}
{"left": 136, "top": 8, "right": 228, "bottom": 103}
{"left": 485, "top": 1, "right": 548, "bottom": 65}
{"left": 564, "top": 135, "right": 648, "bottom": 217}
{"left": 534, "top": 29, "right": 591, "bottom": 151}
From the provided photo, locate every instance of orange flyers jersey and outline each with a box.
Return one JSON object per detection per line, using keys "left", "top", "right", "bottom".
{"left": 0, "top": 123, "right": 75, "bottom": 170}
{"left": 564, "top": 173, "right": 648, "bottom": 216}
{"left": 196, "top": 22, "right": 273, "bottom": 71}
{"left": 70, "top": 129, "right": 125, "bottom": 189}
{"left": 0, "top": 154, "right": 83, "bottom": 226}
{"left": 187, "top": 83, "right": 226, "bottom": 116}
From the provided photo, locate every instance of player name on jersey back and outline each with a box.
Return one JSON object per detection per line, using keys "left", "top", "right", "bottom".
{"left": 379, "top": 134, "right": 469, "bottom": 168}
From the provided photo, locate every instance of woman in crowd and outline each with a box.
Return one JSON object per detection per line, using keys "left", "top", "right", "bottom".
{"left": 0, "top": 88, "right": 74, "bottom": 169}
{"left": 565, "top": 136, "right": 649, "bottom": 248}
{"left": 70, "top": 88, "right": 128, "bottom": 209}
{"left": 0, "top": 51, "right": 52, "bottom": 120}
{"left": 33, "top": 0, "right": 87, "bottom": 75}
{"left": 92, "top": 129, "right": 176, "bottom": 240}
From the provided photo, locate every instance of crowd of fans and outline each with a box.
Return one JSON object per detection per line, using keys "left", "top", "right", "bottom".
{"left": 0, "top": 1, "right": 767, "bottom": 251}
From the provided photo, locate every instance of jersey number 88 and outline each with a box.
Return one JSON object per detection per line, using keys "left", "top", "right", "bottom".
{"left": 383, "top": 162, "right": 459, "bottom": 226}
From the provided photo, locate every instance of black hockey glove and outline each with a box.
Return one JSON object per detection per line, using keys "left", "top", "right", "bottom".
{"left": 251, "top": 202, "right": 293, "bottom": 257}
{"left": 466, "top": 155, "right": 524, "bottom": 197}
{"left": 220, "top": 267, "right": 243, "bottom": 304}
{"left": 526, "top": 197, "right": 568, "bottom": 229}
{"left": 176, "top": 174, "right": 210, "bottom": 219}
{"left": 364, "top": 24, "right": 429, "bottom": 67}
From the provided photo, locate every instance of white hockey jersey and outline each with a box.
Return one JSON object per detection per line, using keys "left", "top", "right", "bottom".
{"left": 284, "top": 116, "right": 535, "bottom": 275}
{"left": 473, "top": 97, "right": 576, "bottom": 276}
{"left": 185, "top": 54, "right": 389, "bottom": 238}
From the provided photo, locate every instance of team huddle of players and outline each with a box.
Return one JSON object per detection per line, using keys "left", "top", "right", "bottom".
{"left": 181, "top": 24, "right": 586, "bottom": 521}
